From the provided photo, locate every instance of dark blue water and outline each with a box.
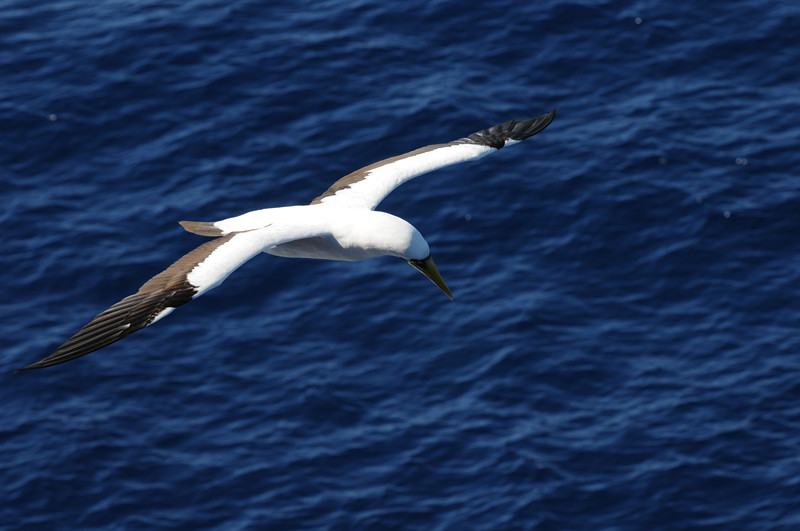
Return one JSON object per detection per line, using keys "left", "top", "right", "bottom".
{"left": 3, "top": 1, "right": 800, "bottom": 528}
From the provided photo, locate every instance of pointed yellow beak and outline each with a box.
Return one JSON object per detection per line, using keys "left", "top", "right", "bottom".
{"left": 407, "top": 255, "right": 453, "bottom": 300}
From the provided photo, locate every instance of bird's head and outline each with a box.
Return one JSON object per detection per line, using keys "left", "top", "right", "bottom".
{"left": 388, "top": 217, "right": 452, "bottom": 300}
{"left": 349, "top": 211, "right": 453, "bottom": 300}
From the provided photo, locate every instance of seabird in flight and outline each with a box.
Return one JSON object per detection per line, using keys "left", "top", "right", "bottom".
{"left": 17, "top": 109, "right": 555, "bottom": 372}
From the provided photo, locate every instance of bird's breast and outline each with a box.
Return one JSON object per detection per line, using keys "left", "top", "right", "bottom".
{"left": 264, "top": 235, "right": 380, "bottom": 261}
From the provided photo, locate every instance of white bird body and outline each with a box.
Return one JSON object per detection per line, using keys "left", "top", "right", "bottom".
{"left": 18, "top": 109, "right": 555, "bottom": 372}
{"left": 201, "top": 204, "right": 427, "bottom": 261}
{"left": 183, "top": 206, "right": 430, "bottom": 300}
{"left": 264, "top": 207, "right": 429, "bottom": 262}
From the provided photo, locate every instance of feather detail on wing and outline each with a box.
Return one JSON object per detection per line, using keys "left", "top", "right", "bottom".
{"left": 310, "top": 109, "right": 555, "bottom": 209}
{"left": 17, "top": 228, "right": 285, "bottom": 372}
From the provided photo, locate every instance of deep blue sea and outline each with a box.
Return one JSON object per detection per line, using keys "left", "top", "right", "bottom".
{"left": 3, "top": 0, "right": 800, "bottom": 528}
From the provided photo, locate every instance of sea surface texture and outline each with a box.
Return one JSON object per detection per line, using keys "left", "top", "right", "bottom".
{"left": 2, "top": 1, "right": 800, "bottom": 529}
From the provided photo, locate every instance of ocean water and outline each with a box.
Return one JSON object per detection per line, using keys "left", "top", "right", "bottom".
{"left": 2, "top": 0, "right": 800, "bottom": 528}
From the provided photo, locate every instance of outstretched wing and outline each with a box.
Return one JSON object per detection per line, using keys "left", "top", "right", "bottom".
{"left": 310, "top": 109, "right": 555, "bottom": 210}
{"left": 17, "top": 225, "right": 320, "bottom": 372}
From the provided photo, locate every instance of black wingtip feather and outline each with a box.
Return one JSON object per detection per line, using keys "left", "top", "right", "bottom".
{"left": 14, "top": 293, "right": 169, "bottom": 372}
{"left": 465, "top": 108, "right": 556, "bottom": 149}
{"left": 15, "top": 236, "right": 236, "bottom": 373}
